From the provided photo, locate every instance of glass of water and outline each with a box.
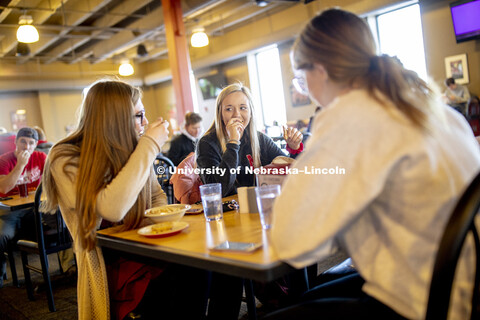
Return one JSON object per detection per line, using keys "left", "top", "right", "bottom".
{"left": 199, "top": 183, "right": 223, "bottom": 221}
{"left": 255, "top": 184, "right": 281, "bottom": 230}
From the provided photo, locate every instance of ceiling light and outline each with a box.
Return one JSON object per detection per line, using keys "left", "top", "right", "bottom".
{"left": 191, "top": 28, "right": 209, "bottom": 48}
{"left": 256, "top": 0, "right": 269, "bottom": 7}
{"left": 119, "top": 61, "right": 134, "bottom": 76}
{"left": 16, "top": 15, "right": 39, "bottom": 43}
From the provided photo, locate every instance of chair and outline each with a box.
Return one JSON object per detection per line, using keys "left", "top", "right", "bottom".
{"left": 153, "top": 154, "right": 175, "bottom": 204}
{"left": 425, "top": 172, "right": 480, "bottom": 320}
{"left": 16, "top": 183, "right": 74, "bottom": 312}
{"left": 169, "top": 152, "right": 202, "bottom": 205}
{"left": 3, "top": 206, "right": 39, "bottom": 288}
{"left": 3, "top": 239, "right": 19, "bottom": 287}
{"left": 466, "top": 95, "right": 480, "bottom": 136}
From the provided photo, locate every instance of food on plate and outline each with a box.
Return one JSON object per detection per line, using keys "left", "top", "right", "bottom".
{"left": 151, "top": 222, "right": 174, "bottom": 234}
{"left": 148, "top": 206, "right": 177, "bottom": 215}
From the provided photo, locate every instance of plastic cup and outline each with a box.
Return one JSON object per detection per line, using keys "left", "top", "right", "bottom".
{"left": 17, "top": 183, "right": 28, "bottom": 198}
{"left": 199, "top": 183, "right": 223, "bottom": 221}
{"left": 255, "top": 184, "right": 281, "bottom": 229}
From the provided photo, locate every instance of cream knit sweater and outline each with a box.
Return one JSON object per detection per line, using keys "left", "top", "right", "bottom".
{"left": 49, "top": 136, "right": 167, "bottom": 319}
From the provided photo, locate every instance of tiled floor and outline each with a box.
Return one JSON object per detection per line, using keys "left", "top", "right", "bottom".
{"left": 1, "top": 251, "right": 78, "bottom": 319}
{"left": 1, "top": 251, "right": 262, "bottom": 319}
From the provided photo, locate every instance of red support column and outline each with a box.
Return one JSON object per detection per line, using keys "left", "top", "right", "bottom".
{"left": 162, "top": 0, "right": 194, "bottom": 125}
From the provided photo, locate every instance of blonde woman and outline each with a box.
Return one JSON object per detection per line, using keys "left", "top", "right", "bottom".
{"left": 196, "top": 82, "right": 303, "bottom": 197}
{"left": 195, "top": 83, "right": 303, "bottom": 319}
{"left": 41, "top": 79, "right": 170, "bottom": 319}
{"left": 268, "top": 8, "right": 480, "bottom": 320}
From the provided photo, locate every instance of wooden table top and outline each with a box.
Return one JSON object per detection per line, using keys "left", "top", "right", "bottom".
{"left": 97, "top": 197, "right": 346, "bottom": 282}
{"left": 97, "top": 208, "right": 295, "bottom": 281}
{"left": 0, "top": 192, "right": 36, "bottom": 211}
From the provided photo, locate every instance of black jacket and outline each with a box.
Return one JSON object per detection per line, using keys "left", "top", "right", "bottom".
{"left": 168, "top": 133, "right": 196, "bottom": 166}
{"left": 196, "top": 130, "right": 286, "bottom": 197}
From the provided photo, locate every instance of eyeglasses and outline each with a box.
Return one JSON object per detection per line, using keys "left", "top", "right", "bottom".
{"left": 135, "top": 110, "right": 145, "bottom": 124}
{"left": 292, "top": 63, "right": 312, "bottom": 96}
{"left": 292, "top": 75, "right": 308, "bottom": 96}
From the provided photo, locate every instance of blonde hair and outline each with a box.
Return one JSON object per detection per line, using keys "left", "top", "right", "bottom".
{"left": 205, "top": 83, "right": 261, "bottom": 167}
{"left": 41, "top": 79, "right": 152, "bottom": 251}
{"left": 292, "top": 8, "right": 442, "bottom": 131}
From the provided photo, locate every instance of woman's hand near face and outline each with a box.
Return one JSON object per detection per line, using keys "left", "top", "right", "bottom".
{"left": 225, "top": 118, "right": 245, "bottom": 141}
{"left": 283, "top": 126, "right": 303, "bottom": 150}
{"left": 144, "top": 117, "right": 170, "bottom": 147}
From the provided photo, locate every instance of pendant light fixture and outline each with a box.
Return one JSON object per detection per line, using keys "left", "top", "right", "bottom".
{"left": 16, "top": 15, "right": 39, "bottom": 43}
{"left": 191, "top": 28, "right": 209, "bottom": 48}
{"left": 119, "top": 60, "right": 134, "bottom": 76}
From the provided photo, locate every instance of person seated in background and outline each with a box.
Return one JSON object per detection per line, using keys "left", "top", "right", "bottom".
{"left": 168, "top": 112, "right": 203, "bottom": 166}
{"left": 41, "top": 79, "right": 208, "bottom": 319}
{"left": 266, "top": 8, "right": 480, "bottom": 320}
{"left": 468, "top": 95, "right": 480, "bottom": 117}
{"left": 443, "top": 77, "right": 470, "bottom": 116}
{"left": 33, "top": 126, "right": 53, "bottom": 154}
{"left": 196, "top": 82, "right": 303, "bottom": 198}
{"left": 0, "top": 131, "right": 16, "bottom": 156}
{"left": 0, "top": 127, "right": 46, "bottom": 287}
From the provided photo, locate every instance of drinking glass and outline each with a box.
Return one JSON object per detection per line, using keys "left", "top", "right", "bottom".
{"left": 17, "top": 181, "right": 28, "bottom": 198}
{"left": 255, "top": 184, "right": 281, "bottom": 229}
{"left": 199, "top": 183, "right": 223, "bottom": 221}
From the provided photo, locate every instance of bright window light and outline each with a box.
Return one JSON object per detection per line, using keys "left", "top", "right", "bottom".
{"left": 254, "top": 46, "right": 287, "bottom": 127}
{"left": 376, "top": 4, "right": 428, "bottom": 80}
{"left": 190, "top": 71, "right": 199, "bottom": 113}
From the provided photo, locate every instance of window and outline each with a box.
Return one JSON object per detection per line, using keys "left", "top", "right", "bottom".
{"left": 368, "top": 3, "right": 428, "bottom": 80}
{"left": 247, "top": 45, "right": 287, "bottom": 131}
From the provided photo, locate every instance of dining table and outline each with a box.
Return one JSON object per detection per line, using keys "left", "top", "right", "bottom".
{"left": 97, "top": 199, "right": 346, "bottom": 319}
{"left": 0, "top": 192, "right": 36, "bottom": 211}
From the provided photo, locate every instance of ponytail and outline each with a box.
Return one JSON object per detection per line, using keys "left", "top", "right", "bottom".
{"left": 366, "top": 54, "right": 440, "bottom": 131}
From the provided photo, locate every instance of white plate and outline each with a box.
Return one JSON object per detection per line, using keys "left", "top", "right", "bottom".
{"left": 137, "top": 221, "right": 189, "bottom": 238}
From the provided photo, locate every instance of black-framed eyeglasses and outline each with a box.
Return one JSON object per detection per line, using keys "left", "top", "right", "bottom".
{"left": 135, "top": 110, "right": 145, "bottom": 124}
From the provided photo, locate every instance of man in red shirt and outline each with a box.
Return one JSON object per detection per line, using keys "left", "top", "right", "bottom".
{"left": 0, "top": 127, "right": 46, "bottom": 287}
{"left": 0, "top": 127, "right": 46, "bottom": 196}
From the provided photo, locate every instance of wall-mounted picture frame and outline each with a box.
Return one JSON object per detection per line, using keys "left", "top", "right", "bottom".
{"left": 10, "top": 110, "right": 27, "bottom": 131}
{"left": 290, "top": 84, "right": 311, "bottom": 107}
{"left": 444, "top": 53, "right": 469, "bottom": 84}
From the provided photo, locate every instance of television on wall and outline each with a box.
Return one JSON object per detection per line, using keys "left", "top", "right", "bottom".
{"left": 450, "top": 0, "right": 480, "bottom": 43}
{"left": 198, "top": 73, "right": 228, "bottom": 100}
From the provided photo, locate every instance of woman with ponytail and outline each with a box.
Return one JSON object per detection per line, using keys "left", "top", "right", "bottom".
{"left": 268, "top": 8, "right": 480, "bottom": 320}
